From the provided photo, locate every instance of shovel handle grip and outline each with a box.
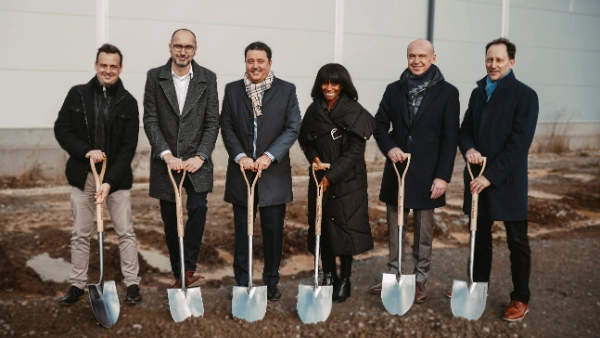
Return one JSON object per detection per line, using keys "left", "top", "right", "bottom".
{"left": 167, "top": 165, "right": 187, "bottom": 238}
{"left": 90, "top": 157, "right": 107, "bottom": 232}
{"left": 311, "top": 163, "right": 330, "bottom": 236}
{"left": 240, "top": 166, "right": 259, "bottom": 236}
{"left": 392, "top": 154, "right": 411, "bottom": 228}
{"left": 467, "top": 158, "right": 486, "bottom": 231}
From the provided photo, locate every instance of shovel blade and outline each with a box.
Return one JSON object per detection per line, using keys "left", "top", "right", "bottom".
{"left": 450, "top": 280, "right": 488, "bottom": 320}
{"left": 232, "top": 285, "right": 267, "bottom": 322}
{"left": 88, "top": 282, "right": 119, "bottom": 328}
{"left": 168, "top": 287, "right": 204, "bottom": 322}
{"left": 297, "top": 285, "right": 333, "bottom": 324}
{"left": 381, "top": 272, "right": 415, "bottom": 316}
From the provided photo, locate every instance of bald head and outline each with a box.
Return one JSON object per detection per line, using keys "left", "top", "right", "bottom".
{"left": 407, "top": 39, "right": 436, "bottom": 75}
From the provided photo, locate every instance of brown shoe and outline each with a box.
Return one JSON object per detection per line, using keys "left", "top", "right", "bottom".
{"left": 370, "top": 283, "right": 382, "bottom": 294}
{"left": 415, "top": 282, "right": 427, "bottom": 303}
{"left": 168, "top": 279, "right": 181, "bottom": 289}
{"left": 185, "top": 271, "right": 205, "bottom": 288}
{"left": 502, "top": 300, "right": 529, "bottom": 321}
{"left": 445, "top": 288, "right": 452, "bottom": 299}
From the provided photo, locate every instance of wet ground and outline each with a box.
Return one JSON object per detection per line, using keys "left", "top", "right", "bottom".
{"left": 0, "top": 151, "right": 599, "bottom": 337}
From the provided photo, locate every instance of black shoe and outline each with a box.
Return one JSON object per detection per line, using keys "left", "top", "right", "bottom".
{"left": 322, "top": 272, "right": 338, "bottom": 286}
{"left": 59, "top": 286, "right": 84, "bottom": 305}
{"left": 332, "top": 278, "right": 351, "bottom": 303}
{"left": 125, "top": 284, "right": 142, "bottom": 304}
{"left": 267, "top": 284, "right": 281, "bottom": 301}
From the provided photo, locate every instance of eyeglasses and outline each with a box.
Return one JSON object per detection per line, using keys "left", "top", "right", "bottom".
{"left": 171, "top": 44, "right": 195, "bottom": 53}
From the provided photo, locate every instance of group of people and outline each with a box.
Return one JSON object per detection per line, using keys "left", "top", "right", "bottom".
{"left": 54, "top": 28, "right": 538, "bottom": 322}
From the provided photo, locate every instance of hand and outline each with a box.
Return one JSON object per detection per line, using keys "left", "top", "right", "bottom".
{"left": 387, "top": 147, "right": 406, "bottom": 163}
{"left": 470, "top": 175, "right": 491, "bottom": 194}
{"left": 430, "top": 178, "right": 447, "bottom": 199}
{"left": 254, "top": 154, "right": 272, "bottom": 177}
{"left": 466, "top": 148, "right": 484, "bottom": 165}
{"left": 312, "top": 157, "right": 322, "bottom": 167}
{"left": 164, "top": 153, "right": 184, "bottom": 172}
{"left": 238, "top": 156, "right": 255, "bottom": 171}
{"left": 184, "top": 156, "right": 204, "bottom": 173}
{"left": 95, "top": 183, "right": 110, "bottom": 204}
{"left": 86, "top": 150, "right": 106, "bottom": 163}
{"left": 320, "top": 176, "right": 331, "bottom": 192}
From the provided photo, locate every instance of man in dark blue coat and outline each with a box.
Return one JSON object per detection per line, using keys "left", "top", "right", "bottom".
{"left": 220, "top": 42, "right": 301, "bottom": 301}
{"left": 371, "top": 40, "right": 460, "bottom": 302}
{"left": 457, "top": 38, "right": 539, "bottom": 321}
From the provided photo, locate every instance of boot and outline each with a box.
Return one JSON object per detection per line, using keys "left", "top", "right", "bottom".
{"left": 323, "top": 272, "right": 338, "bottom": 286}
{"left": 332, "top": 278, "right": 351, "bottom": 303}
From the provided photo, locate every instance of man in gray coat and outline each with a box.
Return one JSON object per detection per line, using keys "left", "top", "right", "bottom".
{"left": 143, "top": 28, "right": 220, "bottom": 289}
{"left": 220, "top": 41, "right": 300, "bottom": 301}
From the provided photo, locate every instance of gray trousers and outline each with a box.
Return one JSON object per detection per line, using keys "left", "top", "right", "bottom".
{"left": 386, "top": 204, "right": 434, "bottom": 284}
{"left": 69, "top": 173, "right": 141, "bottom": 289}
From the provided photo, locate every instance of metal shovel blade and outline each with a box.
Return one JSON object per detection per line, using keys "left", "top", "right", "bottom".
{"left": 381, "top": 272, "right": 416, "bottom": 316}
{"left": 232, "top": 285, "right": 267, "bottom": 322}
{"left": 88, "top": 281, "right": 119, "bottom": 328}
{"left": 168, "top": 287, "right": 204, "bottom": 322}
{"left": 450, "top": 280, "right": 488, "bottom": 320}
{"left": 297, "top": 284, "right": 333, "bottom": 324}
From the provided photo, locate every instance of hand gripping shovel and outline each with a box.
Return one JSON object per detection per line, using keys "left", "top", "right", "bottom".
{"left": 88, "top": 157, "right": 120, "bottom": 328}
{"left": 297, "top": 163, "right": 333, "bottom": 324}
{"left": 451, "top": 157, "right": 488, "bottom": 320}
{"left": 166, "top": 167, "right": 204, "bottom": 322}
{"left": 232, "top": 168, "right": 267, "bottom": 322}
{"left": 381, "top": 154, "right": 416, "bottom": 316}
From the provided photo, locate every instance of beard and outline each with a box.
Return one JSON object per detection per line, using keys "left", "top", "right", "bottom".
{"left": 174, "top": 57, "right": 191, "bottom": 68}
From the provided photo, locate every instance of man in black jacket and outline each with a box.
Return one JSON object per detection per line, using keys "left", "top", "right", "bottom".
{"left": 371, "top": 40, "right": 459, "bottom": 302}
{"left": 54, "top": 44, "right": 141, "bottom": 305}
{"left": 457, "top": 38, "right": 538, "bottom": 321}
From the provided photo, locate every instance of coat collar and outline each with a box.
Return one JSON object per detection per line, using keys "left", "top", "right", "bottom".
{"left": 159, "top": 59, "right": 208, "bottom": 118}
{"left": 396, "top": 78, "right": 445, "bottom": 128}
{"left": 476, "top": 69, "right": 517, "bottom": 99}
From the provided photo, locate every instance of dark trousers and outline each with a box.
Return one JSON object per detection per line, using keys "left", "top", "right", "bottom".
{"left": 160, "top": 176, "right": 208, "bottom": 278}
{"left": 473, "top": 217, "right": 531, "bottom": 304}
{"left": 233, "top": 202, "right": 286, "bottom": 286}
{"left": 320, "top": 220, "right": 353, "bottom": 278}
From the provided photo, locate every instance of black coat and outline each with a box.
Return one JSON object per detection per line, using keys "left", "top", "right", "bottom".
{"left": 54, "top": 77, "right": 139, "bottom": 192}
{"left": 374, "top": 76, "right": 460, "bottom": 209}
{"left": 458, "top": 71, "right": 539, "bottom": 221}
{"left": 220, "top": 77, "right": 301, "bottom": 207}
{"left": 299, "top": 95, "right": 375, "bottom": 256}
{"left": 143, "top": 60, "right": 220, "bottom": 202}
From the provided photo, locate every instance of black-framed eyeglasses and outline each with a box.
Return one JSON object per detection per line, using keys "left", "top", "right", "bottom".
{"left": 172, "top": 44, "right": 195, "bottom": 53}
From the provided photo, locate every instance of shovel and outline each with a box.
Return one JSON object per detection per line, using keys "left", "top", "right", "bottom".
{"left": 381, "top": 154, "right": 416, "bottom": 316}
{"left": 451, "top": 157, "right": 488, "bottom": 320}
{"left": 88, "top": 157, "right": 120, "bottom": 328}
{"left": 166, "top": 167, "right": 204, "bottom": 322}
{"left": 297, "top": 163, "right": 333, "bottom": 324}
{"left": 232, "top": 167, "right": 267, "bottom": 322}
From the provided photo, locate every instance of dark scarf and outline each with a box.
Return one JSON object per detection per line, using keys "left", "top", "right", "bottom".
{"left": 93, "top": 77, "right": 119, "bottom": 151}
{"left": 400, "top": 64, "right": 444, "bottom": 124}
{"left": 298, "top": 94, "right": 374, "bottom": 149}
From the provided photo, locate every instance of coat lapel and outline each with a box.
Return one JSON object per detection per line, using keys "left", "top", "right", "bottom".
{"left": 237, "top": 81, "right": 253, "bottom": 116}
{"left": 158, "top": 62, "right": 180, "bottom": 117}
{"left": 396, "top": 83, "right": 411, "bottom": 127}
{"left": 181, "top": 61, "right": 207, "bottom": 118}
{"left": 261, "top": 78, "right": 280, "bottom": 108}
{"left": 411, "top": 83, "right": 443, "bottom": 127}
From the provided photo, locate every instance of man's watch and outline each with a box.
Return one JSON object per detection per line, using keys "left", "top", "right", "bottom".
{"left": 197, "top": 155, "right": 207, "bottom": 161}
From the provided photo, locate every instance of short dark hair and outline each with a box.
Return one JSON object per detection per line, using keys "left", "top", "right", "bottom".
{"left": 485, "top": 37, "right": 516, "bottom": 60}
{"left": 244, "top": 41, "right": 272, "bottom": 61}
{"left": 171, "top": 28, "right": 197, "bottom": 45}
{"left": 96, "top": 43, "right": 123, "bottom": 66}
{"left": 310, "top": 63, "right": 359, "bottom": 101}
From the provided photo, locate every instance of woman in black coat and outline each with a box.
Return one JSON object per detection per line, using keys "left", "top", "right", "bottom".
{"left": 298, "top": 64, "right": 375, "bottom": 303}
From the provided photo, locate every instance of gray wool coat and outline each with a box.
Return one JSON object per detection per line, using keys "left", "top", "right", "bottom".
{"left": 143, "top": 59, "right": 220, "bottom": 202}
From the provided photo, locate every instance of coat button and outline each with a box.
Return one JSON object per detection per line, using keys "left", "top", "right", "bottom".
{"left": 409, "top": 136, "right": 412, "bottom": 140}
{"left": 248, "top": 133, "right": 252, "bottom": 136}
{"left": 331, "top": 195, "right": 335, "bottom": 199}
{"left": 331, "top": 218, "right": 334, "bottom": 221}
{"left": 76, "top": 108, "right": 80, "bottom": 112}
{"left": 179, "top": 140, "right": 183, "bottom": 143}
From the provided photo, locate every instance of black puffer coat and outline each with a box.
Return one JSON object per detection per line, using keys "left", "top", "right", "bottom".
{"left": 299, "top": 95, "right": 375, "bottom": 256}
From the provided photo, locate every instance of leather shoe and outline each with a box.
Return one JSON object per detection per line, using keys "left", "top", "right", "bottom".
{"left": 185, "top": 271, "right": 204, "bottom": 288}
{"left": 323, "top": 272, "right": 337, "bottom": 286}
{"left": 59, "top": 286, "right": 84, "bottom": 305}
{"left": 502, "top": 300, "right": 529, "bottom": 321}
{"left": 168, "top": 278, "right": 181, "bottom": 289}
{"left": 415, "top": 282, "right": 427, "bottom": 303}
{"left": 333, "top": 278, "right": 351, "bottom": 303}
{"left": 370, "top": 282, "right": 382, "bottom": 294}
{"left": 267, "top": 284, "right": 281, "bottom": 301}
{"left": 445, "top": 288, "right": 452, "bottom": 299}
{"left": 125, "top": 284, "right": 142, "bottom": 304}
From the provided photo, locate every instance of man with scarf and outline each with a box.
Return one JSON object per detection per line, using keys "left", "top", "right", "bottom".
{"left": 371, "top": 39, "right": 460, "bottom": 302}
{"left": 55, "top": 44, "right": 142, "bottom": 305}
{"left": 220, "top": 41, "right": 300, "bottom": 301}
{"left": 456, "top": 38, "right": 538, "bottom": 321}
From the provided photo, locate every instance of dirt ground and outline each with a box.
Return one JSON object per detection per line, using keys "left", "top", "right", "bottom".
{"left": 0, "top": 151, "right": 599, "bottom": 337}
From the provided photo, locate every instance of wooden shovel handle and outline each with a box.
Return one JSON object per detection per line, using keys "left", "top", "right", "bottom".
{"left": 167, "top": 166, "right": 187, "bottom": 238}
{"left": 392, "top": 154, "right": 411, "bottom": 228}
{"left": 467, "top": 157, "right": 487, "bottom": 231}
{"left": 90, "top": 157, "right": 107, "bottom": 232}
{"left": 311, "top": 163, "right": 330, "bottom": 236}
{"left": 240, "top": 166, "right": 259, "bottom": 236}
